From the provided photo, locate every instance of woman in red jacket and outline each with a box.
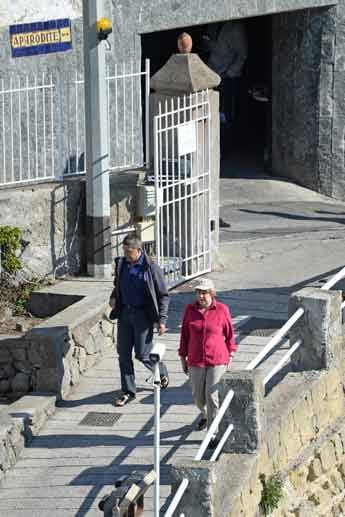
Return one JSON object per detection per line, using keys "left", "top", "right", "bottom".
{"left": 178, "top": 278, "right": 237, "bottom": 446}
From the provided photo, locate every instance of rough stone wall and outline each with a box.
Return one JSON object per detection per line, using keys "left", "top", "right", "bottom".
{"left": 0, "top": 181, "right": 86, "bottom": 277}
{"left": 271, "top": 416, "right": 345, "bottom": 516}
{"left": 0, "top": 300, "right": 115, "bottom": 400}
{"left": 272, "top": 8, "right": 323, "bottom": 191}
{"left": 218, "top": 366, "right": 345, "bottom": 516}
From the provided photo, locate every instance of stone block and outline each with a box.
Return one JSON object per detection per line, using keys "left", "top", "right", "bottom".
{"left": 289, "top": 288, "right": 343, "bottom": 371}
{"left": 219, "top": 369, "right": 265, "bottom": 453}
{"left": 307, "top": 457, "right": 323, "bottom": 481}
{"left": 0, "top": 348, "right": 11, "bottom": 362}
{"left": 0, "top": 379, "right": 10, "bottom": 394}
{"left": 11, "top": 372, "right": 30, "bottom": 393}
{"left": 318, "top": 441, "right": 337, "bottom": 472}
{"left": 330, "top": 470, "right": 344, "bottom": 492}
{"left": 170, "top": 460, "right": 216, "bottom": 517}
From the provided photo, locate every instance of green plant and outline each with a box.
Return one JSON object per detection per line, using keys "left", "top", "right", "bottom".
{"left": 14, "top": 279, "right": 40, "bottom": 315}
{"left": 259, "top": 473, "right": 283, "bottom": 516}
{"left": 0, "top": 226, "right": 22, "bottom": 274}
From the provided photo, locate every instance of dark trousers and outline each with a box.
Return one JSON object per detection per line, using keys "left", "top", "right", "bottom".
{"left": 117, "top": 306, "right": 166, "bottom": 396}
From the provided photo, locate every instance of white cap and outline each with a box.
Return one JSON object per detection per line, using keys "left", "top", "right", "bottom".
{"left": 195, "top": 278, "right": 215, "bottom": 291}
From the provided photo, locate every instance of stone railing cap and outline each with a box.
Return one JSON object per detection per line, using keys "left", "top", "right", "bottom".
{"left": 150, "top": 53, "right": 221, "bottom": 94}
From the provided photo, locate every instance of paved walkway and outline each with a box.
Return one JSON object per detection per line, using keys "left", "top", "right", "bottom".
{"left": 0, "top": 285, "right": 287, "bottom": 516}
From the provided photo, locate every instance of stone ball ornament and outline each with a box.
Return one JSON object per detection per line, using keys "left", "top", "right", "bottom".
{"left": 177, "top": 32, "right": 193, "bottom": 54}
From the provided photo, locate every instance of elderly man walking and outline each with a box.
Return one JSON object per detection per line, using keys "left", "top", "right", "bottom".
{"left": 109, "top": 233, "right": 169, "bottom": 407}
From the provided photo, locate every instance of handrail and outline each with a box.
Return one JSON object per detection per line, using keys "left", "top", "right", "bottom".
{"left": 263, "top": 339, "right": 302, "bottom": 386}
{"left": 164, "top": 266, "right": 345, "bottom": 517}
{"left": 210, "top": 423, "right": 234, "bottom": 461}
{"left": 164, "top": 389, "right": 234, "bottom": 516}
{"left": 164, "top": 479, "right": 189, "bottom": 517}
{"left": 245, "top": 308, "right": 304, "bottom": 371}
{"left": 321, "top": 265, "right": 345, "bottom": 290}
{"left": 194, "top": 389, "right": 234, "bottom": 461}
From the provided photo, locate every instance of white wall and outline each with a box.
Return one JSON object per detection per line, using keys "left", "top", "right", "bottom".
{"left": 0, "top": 0, "right": 82, "bottom": 27}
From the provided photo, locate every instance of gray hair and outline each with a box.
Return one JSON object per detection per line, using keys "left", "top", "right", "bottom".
{"left": 122, "top": 233, "right": 142, "bottom": 249}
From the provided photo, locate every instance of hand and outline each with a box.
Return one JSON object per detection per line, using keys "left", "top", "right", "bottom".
{"left": 109, "top": 297, "right": 116, "bottom": 309}
{"left": 180, "top": 357, "right": 188, "bottom": 375}
{"left": 158, "top": 323, "right": 166, "bottom": 336}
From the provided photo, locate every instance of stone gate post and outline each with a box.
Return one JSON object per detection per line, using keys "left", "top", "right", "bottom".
{"left": 149, "top": 52, "right": 221, "bottom": 263}
{"left": 288, "top": 287, "right": 343, "bottom": 371}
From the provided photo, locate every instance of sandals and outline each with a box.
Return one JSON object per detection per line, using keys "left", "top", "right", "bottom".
{"left": 160, "top": 375, "right": 169, "bottom": 389}
{"left": 114, "top": 393, "right": 135, "bottom": 407}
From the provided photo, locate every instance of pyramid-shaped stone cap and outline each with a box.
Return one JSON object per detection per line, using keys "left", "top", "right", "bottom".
{"left": 150, "top": 53, "right": 221, "bottom": 95}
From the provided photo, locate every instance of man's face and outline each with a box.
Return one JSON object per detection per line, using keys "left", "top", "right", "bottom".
{"left": 123, "top": 244, "right": 141, "bottom": 264}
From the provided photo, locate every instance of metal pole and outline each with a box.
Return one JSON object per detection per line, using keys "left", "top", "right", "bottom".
{"left": 154, "top": 361, "right": 161, "bottom": 517}
{"left": 82, "top": 0, "right": 112, "bottom": 278}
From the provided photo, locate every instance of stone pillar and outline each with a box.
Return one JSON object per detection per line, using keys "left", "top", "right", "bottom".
{"left": 170, "top": 460, "right": 216, "bottom": 517}
{"left": 289, "top": 287, "right": 343, "bottom": 371}
{"left": 219, "top": 370, "right": 265, "bottom": 454}
{"left": 150, "top": 53, "right": 221, "bottom": 264}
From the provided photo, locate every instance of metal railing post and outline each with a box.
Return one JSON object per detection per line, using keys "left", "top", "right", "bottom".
{"left": 154, "top": 361, "right": 161, "bottom": 517}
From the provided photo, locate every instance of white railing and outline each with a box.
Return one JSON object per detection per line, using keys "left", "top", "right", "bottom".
{"left": 164, "top": 265, "right": 345, "bottom": 516}
{"left": 0, "top": 60, "right": 150, "bottom": 186}
{"left": 64, "top": 59, "right": 150, "bottom": 176}
{"left": 0, "top": 73, "right": 55, "bottom": 186}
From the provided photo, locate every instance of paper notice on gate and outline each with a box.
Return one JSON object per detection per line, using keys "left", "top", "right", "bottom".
{"left": 178, "top": 121, "right": 197, "bottom": 156}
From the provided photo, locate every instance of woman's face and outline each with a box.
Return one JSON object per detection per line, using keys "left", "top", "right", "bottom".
{"left": 196, "top": 289, "right": 213, "bottom": 308}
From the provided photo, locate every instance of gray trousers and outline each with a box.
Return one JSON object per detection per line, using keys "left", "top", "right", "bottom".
{"left": 189, "top": 365, "right": 228, "bottom": 432}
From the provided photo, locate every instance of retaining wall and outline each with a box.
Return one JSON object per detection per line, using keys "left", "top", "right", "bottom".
{"left": 171, "top": 287, "right": 345, "bottom": 516}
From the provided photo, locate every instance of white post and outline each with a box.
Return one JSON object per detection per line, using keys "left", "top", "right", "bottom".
{"left": 154, "top": 361, "right": 161, "bottom": 517}
{"left": 82, "top": 0, "right": 112, "bottom": 278}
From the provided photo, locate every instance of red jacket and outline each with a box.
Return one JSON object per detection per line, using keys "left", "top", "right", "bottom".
{"left": 178, "top": 300, "right": 237, "bottom": 367}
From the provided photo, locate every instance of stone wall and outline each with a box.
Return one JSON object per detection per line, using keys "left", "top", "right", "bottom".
{"left": 0, "top": 180, "right": 86, "bottom": 277}
{"left": 0, "top": 290, "right": 115, "bottom": 400}
{"left": 0, "top": 171, "right": 142, "bottom": 277}
{"left": 170, "top": 287, "right": 345, "bottom": 516}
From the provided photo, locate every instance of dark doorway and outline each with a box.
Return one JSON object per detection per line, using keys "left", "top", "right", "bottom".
{"left": 141, "top": 15, "right": 272, "bottom": 177}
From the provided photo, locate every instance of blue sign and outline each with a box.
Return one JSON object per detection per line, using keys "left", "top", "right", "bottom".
{"left": 9, "top": 18, "right": 72, "bottom": 58}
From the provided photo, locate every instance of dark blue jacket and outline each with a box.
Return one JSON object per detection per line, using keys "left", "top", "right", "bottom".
{"left": 110, "top": 252, "right": 169, "bottom": 324}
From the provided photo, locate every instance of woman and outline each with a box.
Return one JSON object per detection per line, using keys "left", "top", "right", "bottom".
{"left": 178, "top": 278, "right": 237, "bottom": 446}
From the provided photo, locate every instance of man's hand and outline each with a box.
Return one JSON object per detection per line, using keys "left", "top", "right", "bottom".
{"left": 180, "top": 357, "right": 188, "bottom": 375}
{"left": 109, "top": 297, "right": 116, "bottom": 309}
{"left": 158, "top": 323, "right": 166, "bottom": 336}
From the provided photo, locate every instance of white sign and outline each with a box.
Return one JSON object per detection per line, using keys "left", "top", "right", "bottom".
{"left": 178, "top": 121, "right": 196, "bottom": 156}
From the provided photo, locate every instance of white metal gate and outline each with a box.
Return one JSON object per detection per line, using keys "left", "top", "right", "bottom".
{"left": 153, "top": 90, "right": 211, "bottom": 287}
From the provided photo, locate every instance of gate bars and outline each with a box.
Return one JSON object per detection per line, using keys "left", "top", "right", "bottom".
{"left": 153, "top": 90, "right": 212, "bottom": 287}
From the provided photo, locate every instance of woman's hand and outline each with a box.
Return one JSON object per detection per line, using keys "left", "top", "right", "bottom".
{"left": 180, "top": 357, "right": 188, "bottom": 375}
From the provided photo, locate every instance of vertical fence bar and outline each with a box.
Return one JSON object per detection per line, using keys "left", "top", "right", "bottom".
{"left": 154, "top": 114, "right": 161, "bottom": 262}
{"left": 189, "top": 93, "right": 194, "bottom": 276}
{"left": 171, "top": 97, "right": 176, "bottom": 283}
{"left": 26, "top": 75, "right": 30, "bottom": 182}
{"left": 131, "top": 61, "right": 134, "bottom": 165}
{"left": 1, "top": 79, "right": 5, "bottom": 184}
{"left": 34, "top": 74, "right": 38, "bottom": 178}
{"left": 75, "top": 71, "right": 79, "bottom": 174}
{"left": 18, "top": 76, "right": 22, "bottom": 182}
{"left": 51, "top": 74, "right": 54, "bottom": 179}
{"left": 177, "top": 96, "right": 182, "bottom": 277}
{"left": 42, "top": 71, "right": 46, "bottom": 179}
{"left": 164, "top": 99, "right": 170, "bottom": 281}
{"left": 145, "top": 58, "right": 150, "bottom": 170}
{"left": 183, "top": 95, "right": 188, "bottom": 277}
{"left": 10, "top": 76, "right": 14, "bottom": 182}
{"left": 123, "top": 62, "right": 127, "bottom": 167}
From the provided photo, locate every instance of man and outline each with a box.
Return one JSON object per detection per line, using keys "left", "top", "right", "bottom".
{"left": 109, "top": 233, "right": 169, "bottom": 406}
{"left": 206, "top": 21, "right": 248, "bottom": 130}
